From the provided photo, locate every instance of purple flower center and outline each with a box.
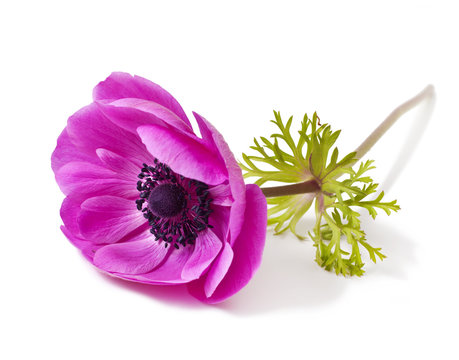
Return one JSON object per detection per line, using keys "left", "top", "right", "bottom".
{"left": 135, "top": 160, "right": 213, "bottom": 249}
{"left": 148, "top": 184, "right": 186, "bottom": 218}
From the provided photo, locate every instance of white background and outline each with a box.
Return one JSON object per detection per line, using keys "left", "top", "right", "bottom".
{"left": 1, "top": 1, "right": 458, "bottom": 359}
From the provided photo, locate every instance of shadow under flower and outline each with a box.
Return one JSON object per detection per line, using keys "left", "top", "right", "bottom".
{"left": 96, "top": 272, "right": 205, "bottom": 309}
{"left": 216, "top": 222, "right": 347, "bottom": 315}
{"left": 358, "top": 215, "right": 417, "bottom": 279}
{"left": 217, "top": 216, "right": 416, "bottom": 316}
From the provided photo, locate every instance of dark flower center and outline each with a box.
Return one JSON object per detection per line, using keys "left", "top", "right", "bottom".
{"left": 148, "top": 184, "right": 186, "bottom": 218}
{"left": 135, "top": 160, "right": 213, "bottom": 249}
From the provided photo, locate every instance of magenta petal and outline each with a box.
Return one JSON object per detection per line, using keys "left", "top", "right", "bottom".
{"left": 56, "top": 162, "right": 137, "bottom": 200}
{"left": 137, "top": 124, "right": 228, "bottom": 185}
{"left": 208, "top": 184, "right": 233, "bottom": 206}
{"left": 60, "top": 196, "right": 83, "bottom": 237}
{"left": 93, "top": 237, "right": 168, "bottom": 275}
{"left": 116, "top": 246, "right": 194, "bottom": 284}
{"left": 96, "top": 148, "right": 140, "bottom": 180}
{"left": 78, "top": 196, "right": 144, "bottom": 244}
{"left": 66, "top": 103, "right": 154, "bottom": 165}
{"left": 188, "top": 184, "right": 267, "bottom": 303}
{"left": 61, "top": 226, "right": 103, "bottom": 261}
{"left": 96, "top": 98, "right": 192, "bottom": 135}
{"left": 208, "top": 206, "right": 230, "bottom": 245}
{"left": 181, "top": 229, "right": 223, "bottom": 281}
{"left": 93, "top": 72, "right": 191, "bottom": 127}
{"left": 203, "top": 242, "right": 234, "bottom": 298}
{"left": 52, "top": 129, "right": 99, "bottom": 172}
{"left": 194, "top": 112, "right": 246, "bottom": 244}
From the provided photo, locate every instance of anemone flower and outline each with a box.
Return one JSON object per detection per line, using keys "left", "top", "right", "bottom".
{"left": 52, "top": 72, "right": 267, "bottom": 303}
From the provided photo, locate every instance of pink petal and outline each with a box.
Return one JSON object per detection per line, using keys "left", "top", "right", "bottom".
{"left": 55, "top": 161, "right": 137, "bottom": 200}
{"left": 203, "top": 242, "right": 234, "bottom": 298}
{"left": 60, "top": 196, "right": 83, "bottom": 237}
{"left": 51, "top": 129, "right": 99, "bottom": 173}
{"left": 96, "top": 148, "right": 140, "bottom": 180}
{"left": 188, "top": 184, "right": 267, "bottom": 303}
{"left": 93, "top": 237, "right": 169, "bottom": 275}
{"left": 194, "top": 112, "right": 246, "bottom": 244}
{"left": 66, "top": 103, "right": 154, "bottom": 166}
{"left": 181, "top": 229, "right": 223, "bottom": 281}
{"left": 115, "top": 245, "right": 195, "bottom": 284}
{"left": 93, "top": 72, "right": 191, "bottom": 127}
{"left": 61, "top": 226, "right": 102, "bottom": 261}
{"left": 208, "top": 205, "right": 230, "bottom": 245}
{"left": 78, "top": 196, "right": 145, "bottom": 244}
{"left": 137, "top": 124, "right": 228, "bottom": 185}
{"left": 95, "top": 98, "right": 192, "bottom": 135}
{"left": 208, "top": 183, "right": 233, "bottom": 206}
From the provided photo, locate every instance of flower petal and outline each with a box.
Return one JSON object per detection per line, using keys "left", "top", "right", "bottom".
{"left": 188, "top": 184, "right": 267, "bottom": 303}
{"left": 137, "top": 124, "right": 228, "bottom": 185}
{"left": 181, "top": 229, "right": 223, "bottom": 281}
{"left": 96, "top": 148, "right": 140, "bottom": 180}
{"left": 66, "top": 103, "right": 154, "bottom": 166}
{"left": 208, "top": 205, "right": 230, "bottom": 244}
{"left": 93, "top": 72, "right": 191, "bottom": 127}
{"left": 208, "top": 183, "right": 233, "bottom": 206}
{"left": 51, "top": 128, "right": 99, "bottom": 172}
{"left": 56, "top": 162, "right": 137, "bottom": 200}
{"left": 114, "top": 245, "right": 195, "bottom": 284}
{"left": 194, "top": 112, "right": 246, "bottom": 244}
{"left": 93, "top": 237, "right": 169, "bottom": 275}
{"left": 78, "top": 196, "right": 145, "bottom": 244}
{"left": 95, "top": 98, "right": 192, "bottom": 135}
{"left": 60, "top": 196, "right": 83, "bottom": 237}
{"left": 203, "top": 242, "right": 234, "bottom": 298}
{"left": 61, "top": 226, "right": 103, "bottom": 261}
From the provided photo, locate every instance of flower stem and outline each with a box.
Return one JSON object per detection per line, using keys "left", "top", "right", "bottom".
{"left": 353, "top": 84, "right": 435, "bottom": 162}
{"left": 261, "top": 179, "right": 320, "bottom": 198}
{"left": 259, "top": 85, "right": 434, "bottom": 198}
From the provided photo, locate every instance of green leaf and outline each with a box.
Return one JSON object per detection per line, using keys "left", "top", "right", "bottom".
{"left": 239, "top": 111, "right": 400, "bottom": 276}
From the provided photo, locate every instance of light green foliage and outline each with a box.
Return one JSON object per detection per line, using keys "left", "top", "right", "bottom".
{"left": 240, "top": 112, "right": 400, "bottom": 276}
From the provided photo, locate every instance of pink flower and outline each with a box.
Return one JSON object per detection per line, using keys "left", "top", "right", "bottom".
{"left": 52, "top": 72, "right": 267, "bottom": 303}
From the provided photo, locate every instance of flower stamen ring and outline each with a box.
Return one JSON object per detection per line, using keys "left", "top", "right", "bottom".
{"left": 136, "top": 161, "right": 213, "bottom": 249}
